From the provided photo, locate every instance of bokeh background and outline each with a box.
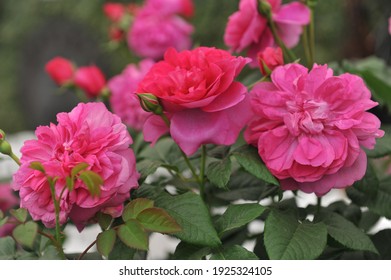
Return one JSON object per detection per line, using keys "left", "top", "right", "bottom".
{"left": 1, "top": 0, "right": 391, "bottom": 133}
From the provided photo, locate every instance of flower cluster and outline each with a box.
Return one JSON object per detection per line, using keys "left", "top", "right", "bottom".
{"left": 128, "top": 0, "right": 194, "bottom": 60}
{"left": 224, "top": 0, "right": 310, "bottom": 65}
{"left": 45, "top": 57, "right": 106, "bottom": 98}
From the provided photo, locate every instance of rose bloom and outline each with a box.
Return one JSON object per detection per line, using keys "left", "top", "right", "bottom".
{"left": 224, "top": 0, "right": 310, "bottom": 65}
{"left": 0, "top": 184, "right": 19, "bottom": 237}
{"left": 137, "top": 47, "right": 252, "bottom": 155}
{"left": 244, "top": 63, "right": 384, "bottom": 196}
{"left": 74, "top": 65, "right": 106, "bottom": 98}
{"left": 143, "top": 0, "right": 194, "bottom": 17}
{"left": 45, "top": 57, "right": 74, "bottom": 86}
{"left": 257, "top": 46, "right": 284, "bottom": 75}
{"left": 103, "top": 3, "right": 126, "bottom": 22}
{"left": 127, "top": 8, "right": 193, "bottom": 60}
{"left": 12, "top": 102, "right": 139, "bottom": 230}
{"left": 108, "top": 59, "right": 155, "bottom": 131}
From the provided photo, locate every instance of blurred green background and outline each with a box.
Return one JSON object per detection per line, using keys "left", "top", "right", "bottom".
{"left": 0, "top": 0, "right": 390, "bottom": 133}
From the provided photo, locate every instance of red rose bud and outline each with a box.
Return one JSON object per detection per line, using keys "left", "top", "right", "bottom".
{"left": 181, "top": 0, "right": 195, "bottom": 18}
{"left": 257, "top": 47, "right": 284, "bottom": 76}
{"left": 138, "top": 93, "right": 163, "bottom": 115}
{"left": 109, "top": 26, "right": 125, "bottom": 42}
{"left": 45, "top": 57, "right": 75, "bottom": 86}
{"left": 74, "top": 65, "right": 106, "bottom": 98}
{"left": 103, "top": 3, "right": 126, "bottom": 22}
{"left": 0, "top": 129, "right": 5, "bottom": 141}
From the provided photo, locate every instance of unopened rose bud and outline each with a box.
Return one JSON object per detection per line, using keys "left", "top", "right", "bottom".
{"left": 138, "top": 93, "right": 163, "bottom": 115}
{"left": 257, "top": 47, "right": 284, "bottom": 76}
{"left": 0, "top": 140, "right": 12, "bottom": 156}
{"left": 74, "top": 65, "right": 106, "bottom": 98}
{"left": 0, "top": 129, "right": 5, "bottom": 141}
{"left": 258, "top": 0, "right": 272, "bottom": 18}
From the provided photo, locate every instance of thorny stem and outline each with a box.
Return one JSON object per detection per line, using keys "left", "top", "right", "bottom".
{"left": 10, "top": 152, "right": 21, "bottom": 166}
{"left": 247, "top": 75, "right": 270, "bottom": 90}
{"left": 48, "top": 179, "right": 66, "bottom": 259}
{"left": 199, "top": 145, "right": 207, "bottom": 202}
{"left": 78, "top": 240, "right": 97, "bottom": 260}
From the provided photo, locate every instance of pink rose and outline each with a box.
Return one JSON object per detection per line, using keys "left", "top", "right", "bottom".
{"left": 108, "top": 59, "right": 155, "bottom": 131}
{"left": 137, "top": 47, "right": 252, "bottom": 155}
{"left": 0, "top": 183, "right": 18, "bottom": 213}
{"left": 12, "top": 102, "right": 139, "bottom": 230}
{"left": 244, "top": 63, "right": 384, "bottom": 196}
{"left": 0, "top": 184, "right": 19, "bottom": 237}
{"left": 224, "top": 0, "right": 310, "bottom": 65}
{"left": 257, "top": 46, "right": 284, "bottom": 75}
{"left": 103, "top": 3, "right": 126, "bottom": 22}
{"left": 143, "top": 0, "right": 194, "bottom": 17}
{"left": 127, "top": 8, "right": 193, "bottom": 60}
{"left": 74, "top": 65, "right": 106, "bottom": 98}
{"left": 45, "top": 57, "right": 74, "bottom": 86}
{"left": 389, "top": 17, "right": 391, "bottom": 35}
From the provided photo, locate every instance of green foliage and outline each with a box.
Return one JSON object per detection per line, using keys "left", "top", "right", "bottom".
{"left": 12, "top": 221, "right": 38, "bottom": 249}
{"left": 319, "top": 212, "right": 378, "bottom": 254}
{"left": 0, "top": 237, "right": 16, "bottom": 260}
{"left": 9, "top": 208, "right": 28, "bottom": 223}
{"left": 206, "top": 158, "right": 232, "bottom": 189}
{"left": 117, "top": 220, "right": 149, "bottom": 251}
{"left": 231, "top": 145, "right": 279, "bottom": 186}
{"left": 97, "top": 229, "right": 116, "bottom": 258}
{"left": 215, "top": 203, "right": 266, "bottom": 236}
{"left": 151, "top": 192, "right": 221, "bottom": 247}
{"left": 79, "top": 170, "right": 103, "bottom": 197}
{"left": 264, "top": 210, "right": 327, "bottom": 260}
{"left": 122, "top": 198, "right": 155, "bottom": 221}
{"left": 210, "top": 245, "right": 259, "bottom": 260}
{"left": 172, "top": 242, "right": 210, "bottom": 260}
{"left": 137, "top": 208, "right": 181, "bottom": 234}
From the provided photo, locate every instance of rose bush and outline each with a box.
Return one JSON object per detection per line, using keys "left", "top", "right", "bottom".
{"left": 0, "top": 0, "right": 390, "bottom": 262}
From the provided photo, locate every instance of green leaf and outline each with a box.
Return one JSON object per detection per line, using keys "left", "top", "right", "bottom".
{"left": 79, "top": 170, "right": 103, "bottom": 197}
{"left": 0, "top": 210, "right": 3, "bottom": 219}
{"left": 9, "top": 208, "right": 28, "bottom": 223}
{"left": 71, "top": 162, "right": 89, "bottom": 178}
{"left": 366, "top": 130, "right": 391, "bottom": 158}
{"left": 211, "top": 170, "right": 279, "bottom": 202}
{"left": 96, "top": 212, "right": 113, "bottom": 230}
{"left": 137, "top": 207, "right": 181, "bottom": 234}
{"left": 0, "top": 217, "right": 9, "bottom": 227}
{"left": 0, "top": 237, "right": 16, "bottom": 260}
{"left": 231, "top": 145, "right": 279, "bottom": 186}
{"left": 206, "top": 158, "right": 232, "bottom": 189}
{"left": 40, "top": 246, "right": 62, "bottom": 260}
{"left": 108, "top": 238, "right": 138, "bottom": 260}
{"left": 321, "top": 212, "right": 378, "bottom": 254}
{"left": 265, "top": 210, "right": 327, "bottom": 260}
{"left": 65, "top": 176, "right": 74, "bottom": 191}
{"left": 137, "top": 160, "right": 162, "bottom": 180}
{"left": 117, "top": 220, "right": 149, "bottom": 251}
{"left": 97, "top": 229, "right": 116, "bottom": 257}
{"left": 12, "top": 221, "right": 38, "bottom": 248}
{"left": 152, "top": 192, "right": 221, "bottom": 247}
{"left": 172, "top": 242, "right": 210, "bottom": 260}
{"left": 122, "top": 198, "right": 155, "bottom": 222}
{"left": 215, "top": 203, "right": 266, "bottom": 236}
{"left": 348, "top": 170, "right": 391, "bottom": 219}
{"left": 29, "top": 161, "right": 45, "bottom": 173}
{"left": 371, "top": 229, "right": 391, "bottom": 259}
{"left": 210, "top": 245, "right": 259, "bottom": 260}
{"left": 342, "top": 56, "right": 391, "bottom": 109}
